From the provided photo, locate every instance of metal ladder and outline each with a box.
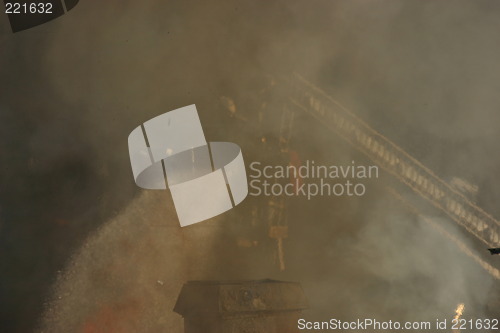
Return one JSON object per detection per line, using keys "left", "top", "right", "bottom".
{"left": 288, "top": 73, "right": 500, "bottom": 248}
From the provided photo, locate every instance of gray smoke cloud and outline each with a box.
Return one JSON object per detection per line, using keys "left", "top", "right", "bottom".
{"left": 1, "top": 0, "right": 500, "bottom": 332}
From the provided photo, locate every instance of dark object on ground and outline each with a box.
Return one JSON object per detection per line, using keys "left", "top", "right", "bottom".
{"left": 174, "top": 279, "right": 308, "bottom": 333}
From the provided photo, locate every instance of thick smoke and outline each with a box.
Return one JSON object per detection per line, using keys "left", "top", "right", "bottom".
{"left": 1, "top": 0, "right": 500, "bottom": 332}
